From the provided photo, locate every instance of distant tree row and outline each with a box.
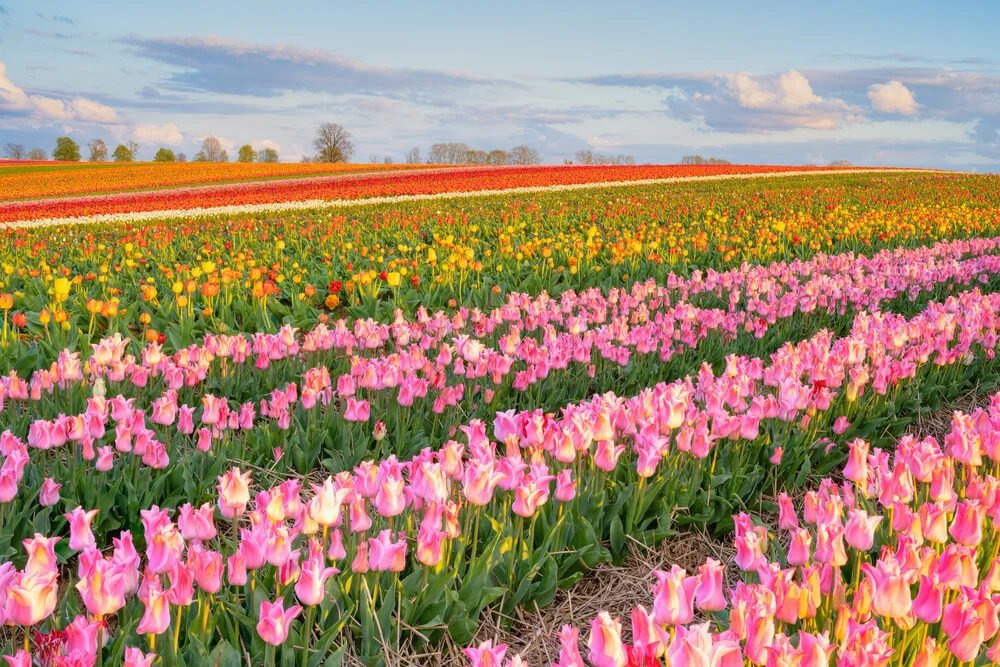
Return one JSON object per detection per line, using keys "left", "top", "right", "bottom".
{"left": 423, "top": 143, "right": 541, "bottom": 166}
{"left": 566, "top": 150, "right": 636, "bottom": 166}
{"left": 680, "top": 155, "right": 733, "bottom": 165}
{"left": 4, "top": 137, "right": 280, "bottom": 164}
{"left": 3, "top": 143, "right": 47, "bottom": 160}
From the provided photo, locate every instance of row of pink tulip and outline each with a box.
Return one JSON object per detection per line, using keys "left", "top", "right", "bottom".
{"left": 6, "top": 235, "right": 1000, "bottom": 494}
{"left": 3, "top": 286, "right": 1000, "bottom": 662}
{"left": 465, "top": 394, "right": 1000, "bottom": 666}
{"left": 7, "top": 234, "right": 1000, "bottom": 414}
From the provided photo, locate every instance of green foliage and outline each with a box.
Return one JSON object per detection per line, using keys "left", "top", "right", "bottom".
{"left": 52, "top": 136, "right": 81, "bottom": 162}
{"left": 153, "top": 147, "right": 176, "bottom": 162}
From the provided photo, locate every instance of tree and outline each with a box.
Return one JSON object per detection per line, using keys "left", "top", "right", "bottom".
{"left": 3, "top": 143, "right": 25, "bottom": 160}
{"left": 237, "top": 144, "right": 256, "bottom": 163}
{"left": 383, "top": 156, "right": 393, "bottom": 165}
{"left": 194, "top": 137, "right": 228, "bottom": 162}
{"left": 405, "top": 147, "right": 421, "bottom": 164}
{"left": 258, "top": 147, "right": 279, "bottom": 163}
{"left": 153, "top": 148, "right": 176, "bottom": 162}
{"left": 465, "top": 149, "right": 488, "bottom": 164}
{"left": 428, "top": 143, "right": 472, "bottom": 164}
{"left": 177, "top": 153, "right": 187, "bottom": 163}
{"left": 681, "top": 155, "right": 731, "bottom": 165}
{"left": 52, "top": 137, "right": 81, "bottom": 162}
{"left": 829, "top": 159, "right": 852, "bottom": 167}
{"left": 368, "top": 153, "right": 380, "bottom": 164}
{"left": 127, "top": 141, "right": 141, "bottom": 161}
{"left": 27, "top": 148, "right": 47, "bottom": 160}
{"left": 508, "top": 145, "right": 540, "bottom": 165}
{"left": 87, "top": 139, "right": 108, "bottom": 162}
{"left": 486, "top": 150, "right": 509, "bottom": 165}
{"left": 112, "top": 144, "right": 134, "bottom": 162}
{"left": 313, "top": 124, "right": 354, "bottom": 163}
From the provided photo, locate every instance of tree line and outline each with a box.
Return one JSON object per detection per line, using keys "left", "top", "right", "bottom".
{"left": 3, "top": 125, "right": 850, "bottom": 167}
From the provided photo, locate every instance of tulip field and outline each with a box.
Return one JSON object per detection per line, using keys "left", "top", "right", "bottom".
{"left": 4, "top": 167, "right": 1000, "bottom": 665}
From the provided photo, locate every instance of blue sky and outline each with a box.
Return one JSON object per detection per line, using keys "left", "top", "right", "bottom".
{"left": 1, "top": 0, "right": 999, "bottom": 169}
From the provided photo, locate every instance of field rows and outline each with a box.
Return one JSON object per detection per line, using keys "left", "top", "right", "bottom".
{"left": 0, "top": 163, "right": 877, "bottom": 225}
{"left": 2, "top": 169, "right": 1000, "bottom": 666}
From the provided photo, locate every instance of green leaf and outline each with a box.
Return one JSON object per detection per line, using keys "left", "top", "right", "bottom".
{"left": 610, "top": 516, "right": 625, "bottom": 556}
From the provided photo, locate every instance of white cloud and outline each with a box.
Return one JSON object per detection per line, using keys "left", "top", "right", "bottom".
{"left": 0, "top": 61, "right": 119, "bottom": 124}
{"left": 778, "top": 71, "right": 822, "bottom": 108}
{"left": 724, "top": 73, "right": 776, "bottom": 109}
{"left": 714, "top": 70, "right": 858, "bottom": 131}
{"left": 867, "top": 80, "right": 919, "bottom": 115}
{"left": 70, "top": 97, "right": 118, "bottom": 123}
{"left": 0, "top": 62, "right": 30, "bottom": 109}
{"left": 132, "top": 122, "right": 184, "bottom": 145}
{"left": 30, "top": 96, "right": 71, "bottom": 120}
{"left": 251, "top": 139, "right": 281, "bottom": 151}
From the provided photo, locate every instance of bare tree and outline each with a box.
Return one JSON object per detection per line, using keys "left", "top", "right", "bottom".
{"left": 405, "top": 147, "right": 421, "bottom": 164}
{"left": 194, "top": 137, "right": 228, "bottom": 162}
{"left": 465, "top": 149, "right": 488, "bottom": 164}
{"left": 829, "top": 159, "right": 852, "bottom": 166}
{"left": 368, "top": 153, "right": 380, "bottom": 164}
{"left": 313, "top": 123, "right": 354, "bottom": 163}
{"left": 508, "top": 145, "right": 540, "bottom": 165}
{"left": 27, "top": 148, "right": 47, "bottom": 160}
{"left": 573, "top": 150, "right": 636, "bottom": 166}
{"left": 258, "top": 147, "right": 279, "bottom": 163}
{"left": 3, "top": 143, "right": 25, "bottom": 160}
{"left": 681, "top": 155, "right": 731, "bottom": 165}
{"left": 428, "top": 142, "right": 473, "bottom": 164}
{"left": 88, "top": 139, "right": 108, "bottom": 162}
{"left": 383, "top": 156, "right": 393, "bottom": 164}
{"left": 126, "top": 141, "right": 141, "bottom": 161}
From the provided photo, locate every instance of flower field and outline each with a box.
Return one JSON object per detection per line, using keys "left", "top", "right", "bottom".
{"left": 0, "top": 161, "right": 436, "bottom": 201}
{"left": 0, "top": 163, "right": 872, "bottom": 225}
{"left": 2, "top": 169, "right": 1000, "bottom": 666}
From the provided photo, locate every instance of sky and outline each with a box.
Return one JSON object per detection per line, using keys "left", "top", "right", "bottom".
{"left": 1, "top": 0, "right": 999, "bottom": 169}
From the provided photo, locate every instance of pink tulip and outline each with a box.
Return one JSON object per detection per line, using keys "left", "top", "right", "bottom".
{"left": 862, "top": 556, "right": 912, "bottom": 619}
{"left": 137, "top": 578, "right": 171, "bottom": 635}
{"left": 554, "top": 624, "right": 585, "bottom": 667}
{"left": 4, "top": 571, "right": 58, "bottom": 626}
{"left": 65, "top": 507, "right": 98, "bottom": 552}
{"left": 23, "top": 534, "right": 60, "bottom": 577}
{"left": 463, "top": 639, "right": 508, "bottom": 667}
{"left": 64, "top": 615, "right": 101, "bottom": 657}
{"left": 257, "top": 598, "right": 303, "bottom": 646}
{"left": 227, "top": 552, "right": 248, "bottom": 586}
{"left": 178, "top": 502, "right": 218, "bottom": 541}
{"left": 295, "top": 549, "right": 339, "bottom": 606}
{"left": 843, "top": 509, "right": 882, "bottom": 551}
{"left": 694, "top": 558, "right": 727, "bottom": 612}
{"left": 652, "top": 565, "right": 697, "bottom": 626}
{"left": 38, "top": 478, "right": 61, "bottom": 507}
{"left": 368, "top": 529, "right": 407, "bottom": 572}
{"left": 124, "top": 647, "right": 158, "bottom": 667}
{"left": 217, "top": 467, "right": 251, "bottom": 518}
{"left": 76, "top": 558, "right": 127, "bottom": 616}
{"left": 344, "top": 397, "right": 371, "bottom": 422}
{"left": 3, "top": 651, "right": 31, "bottom": 667}
{"left": 587, "top": 611, "right": 627, "bottom": 667}
{"left": 665, "top": 622, "right": 742, "bottom": 667}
